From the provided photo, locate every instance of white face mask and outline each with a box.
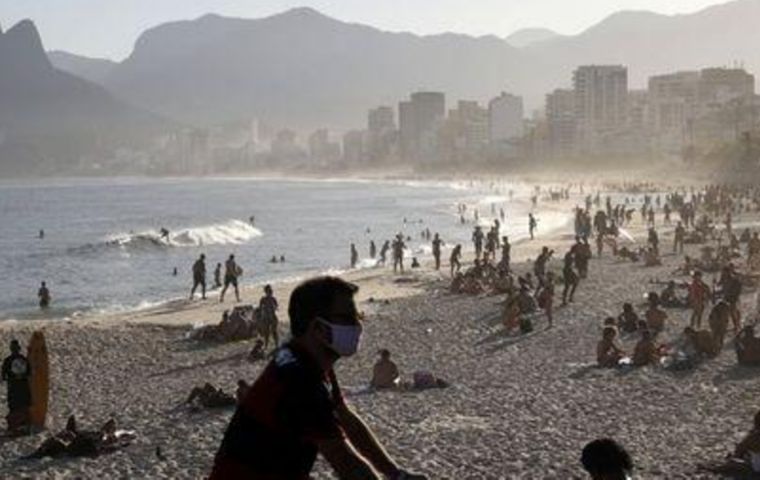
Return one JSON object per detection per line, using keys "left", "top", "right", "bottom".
{"left": 318, "top": 318, "right": 362, "bottom": 357}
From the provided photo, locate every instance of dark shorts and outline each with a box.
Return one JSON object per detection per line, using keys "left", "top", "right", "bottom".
{"left": 224, "top": 275, "right": 238, "bottom": 288}
{"left": 193, "top": 275, "right": 206, "bottom": 286}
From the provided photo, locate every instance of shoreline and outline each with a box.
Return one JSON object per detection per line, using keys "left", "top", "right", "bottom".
{"left": 0, "top": 177, "right": 575, "bottom": 326}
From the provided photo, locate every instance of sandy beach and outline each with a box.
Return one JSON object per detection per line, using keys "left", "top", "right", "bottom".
{"left": 1, "top": 189, "right": 760, "bottom": 479}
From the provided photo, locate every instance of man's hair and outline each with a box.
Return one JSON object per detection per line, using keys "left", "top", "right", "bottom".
{"left": 581, "top": 438, "right": 633, "bottom": 476}
{"left": 289, "top": 276, "right": 359, "bottom": 337}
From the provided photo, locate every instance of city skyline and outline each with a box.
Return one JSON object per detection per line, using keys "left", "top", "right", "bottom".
{"left": 0, "top": 0, "right": 732, "bottom": 60}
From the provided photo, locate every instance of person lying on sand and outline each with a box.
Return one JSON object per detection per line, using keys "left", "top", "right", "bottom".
{"left": 370, "top": 349, "right": 400, "bottom": 389}
{"left": 186, "top": 383, "right": 236, "bottom": 409}
{"left": 581, "top": 438, "right": 634, "bottom": 480}
{"left": 597, "top": 327, "right": 625, "bottom": 368}
{"left": 26, "top": 415, "right": 135, "bottom": 459}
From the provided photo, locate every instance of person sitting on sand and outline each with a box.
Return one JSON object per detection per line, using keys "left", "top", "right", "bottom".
{"left": 236, "top": 380, "right": 250, "bottom": 405}
{"left": 370, "top": 349, "right": 400, "bottom": 389}
{"left": 186, "top": 383, "right": 236, "bottom": 409}
{"left": 643, "top": 247, "right": 661, "bottom": 267}
{"left": 581, "top": 438, "right": 634, "bottom": 480}
{"left": 660, "top": 281, "right": 686, "bottom": 308}
{"left": 617, "top": 303, "right": 640, "bottom": 334}
{"left": 733, "top": 410, "right": 760, "bottom": 472}
{"left": 597, "top": 327, "right": 625, "bottom": 368}
{"left": 645, "top": 293, "right": 668, "bottom": 334}
{"left": 708, "top": 300, "right": 732, "bottom": 352}
{"left": 632, "top": 329, "right": 660, "bottom": 367}
{"left": 736, "top": 325, "right": 760, "bottom": 366}
{"left": 683, "top": 326, "right": 718, "bottom": 359}
{"left": 248, "top": 339, "right": 265, "bottom": 362}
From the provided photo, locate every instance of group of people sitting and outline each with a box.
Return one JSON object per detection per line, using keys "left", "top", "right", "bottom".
{"left": 449, "top": 258, "right": 512, "bottom": 296}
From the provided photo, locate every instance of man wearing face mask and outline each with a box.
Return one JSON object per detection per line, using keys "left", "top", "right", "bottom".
{"left": 210, "top": 276, "right": 427, "bottom": 480}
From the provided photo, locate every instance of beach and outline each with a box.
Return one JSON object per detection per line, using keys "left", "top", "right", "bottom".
{"left": 2, "top": 188, "right": 760, "bottom": 479}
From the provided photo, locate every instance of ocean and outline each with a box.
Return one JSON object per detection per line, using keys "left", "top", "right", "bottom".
{"left": 0, "top": 177, "right": 571, "bottom": 321}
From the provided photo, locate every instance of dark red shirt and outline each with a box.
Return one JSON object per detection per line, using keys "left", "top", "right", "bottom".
{"left": 209, "top": 343, "right": 344, "bottom": 479}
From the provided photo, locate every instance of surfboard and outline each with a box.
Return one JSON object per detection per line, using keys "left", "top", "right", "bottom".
{"left": 617, "top": 228, "right": 636, "bottom": 243}
{"left": 27, "top": 331, "right": 49, "bottom": 429}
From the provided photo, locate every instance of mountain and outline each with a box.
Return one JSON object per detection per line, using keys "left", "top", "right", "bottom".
{"left": 0, "top": 20, "right": 166, "bottom": 175}
{"left": 48, "top": 50, "right": 117, "bottom": 84}
{"left": 521, "top": 0, "right": 760, "bottom": 93}
{"left": 95, "top": 1, "right": 760, "bottom": 130}
{"left": 505, "top": 28, "right": 561, "bottom": 47}
{"left": 104, "top": 8, "right": 522, "bottom": 129}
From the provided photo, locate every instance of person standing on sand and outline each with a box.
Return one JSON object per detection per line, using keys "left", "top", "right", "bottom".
{"left": 369, "top": 240, "right": 377, "bottom": 260}
{"left": 2, "top": 340, "right": 32, "bottom": 434}
{"left": 529, "top": 213, "right": 537, "bottom": 240}
{"left": 350, "top": 244, "right": 359, "bottom": 269}
{"left": 688, "top": 270, "right": 711, "bottom": 329}
{"left": 220, "top": 254, "right": 242, "bottom": 303}
{"left": 213, "top": 263, "right": 222, "bottom": 289}
{"left": 431, "top": 233, "right": 444, "bottom": 270}
{"left": 673, "top": 222, "right": 685, "bottom": 255}
{"left": 38, "top": 281, "right": 51, "bottom": 309}
{"left": 209, "top": 277, "right": 428, "bottom": 480}
{"left": 500, "top": 236, "right": 511, "bottom": 272}
{"left": 190, "top": 254, "right": 207, "bottom": 300}
{"left": 562, "top": 250, "right": 579, "bottom": 306}
{"left": 472, "top": 226, "right": 484, "bottom": 261}
{"left": 258, "top": 284, "right": 279, "bottom": 351}
{"left": 450, "top": 244, "right": 462, "bottom": 277}
{"left": 391, "top": 235, "right": 405, "bottom": 274}
{"left": 534, "top": 247, "right": 552, "bottom": 287}
{"left": 379, "top": 240, "right": 390, "bottom": 266}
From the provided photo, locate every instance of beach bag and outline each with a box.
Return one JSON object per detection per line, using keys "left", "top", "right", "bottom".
{"left": 520, "top": 316, "right": 534, "bottom": 334}
{"left": 412, "top": 371, "right": 437, "bottom": 389}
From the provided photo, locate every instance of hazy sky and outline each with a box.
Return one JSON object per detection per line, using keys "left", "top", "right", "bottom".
{"left": 0, "top": 0, "right": 729, "bottom": 60}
